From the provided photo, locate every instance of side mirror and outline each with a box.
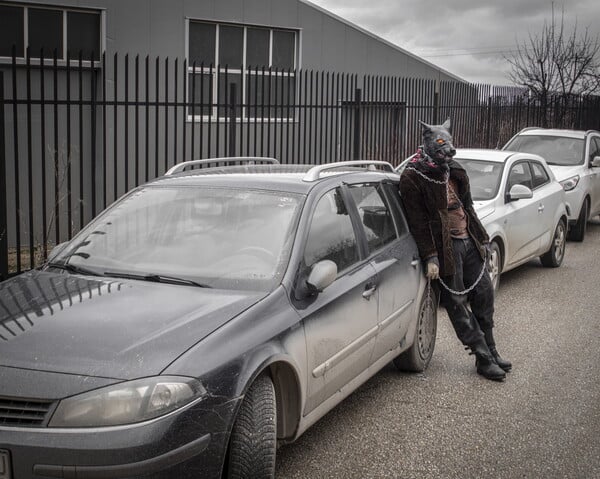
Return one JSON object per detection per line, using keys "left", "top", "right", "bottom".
{"left": 506, "top": 184, "right": 533, "bottom": 202}
{"left": 591, "top": 156, "right": 600, "bottom": 168}
{"left": 306, "top": 260, "right": 337, "bottom": 293}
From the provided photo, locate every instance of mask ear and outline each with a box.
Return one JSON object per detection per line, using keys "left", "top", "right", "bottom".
{"left": 441, "top": 118, "right": 452, "bottom": 132}
{"left": 418, "top": 120, "right": 432, "bottom": 133}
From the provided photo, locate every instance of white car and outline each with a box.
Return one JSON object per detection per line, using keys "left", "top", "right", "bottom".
{"left": 455, "top": 149, "right": 569, "bottom": 290}
{"left": 503, "top": 128, "right": 600, "bottom": 241}
{"left": 396, "top": 149, "right": 569, "bottom": 290}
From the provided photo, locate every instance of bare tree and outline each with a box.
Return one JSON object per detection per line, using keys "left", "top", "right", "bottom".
{"left": 506, "top": 5, "right": 600, "bottom": 126}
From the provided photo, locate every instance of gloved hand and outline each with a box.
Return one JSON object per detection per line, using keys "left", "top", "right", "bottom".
{"left": 426, "top": 258, "right": 439, "bottom": 280}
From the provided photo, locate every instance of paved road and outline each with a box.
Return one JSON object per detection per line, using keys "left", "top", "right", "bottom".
{"left": 276, "top": 219, "right": 600, "bottom": 479}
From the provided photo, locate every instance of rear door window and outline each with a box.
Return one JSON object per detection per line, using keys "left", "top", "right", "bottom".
{"left": 381, "top": 183, "right": 409, "bottom": 237}
{"left": 346, "top": 183, "right": 398, "bottom": 254}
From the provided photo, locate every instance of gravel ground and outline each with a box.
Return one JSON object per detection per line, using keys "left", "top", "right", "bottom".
{"left": 276, "top": 219, "right": 600, "bottom": 479}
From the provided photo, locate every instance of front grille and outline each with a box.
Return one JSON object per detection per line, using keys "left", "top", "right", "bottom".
{"left": 0, "top": 397, "right": 54, "bottom": 427}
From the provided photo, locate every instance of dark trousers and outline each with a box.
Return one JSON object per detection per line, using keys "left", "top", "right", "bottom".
{"left": 439, "top": 237, "right": 495, "bottom": 346}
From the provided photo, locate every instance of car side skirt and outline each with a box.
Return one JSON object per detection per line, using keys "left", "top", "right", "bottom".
{"left": 291, "top": 344, "right": 404, "bottom": 442}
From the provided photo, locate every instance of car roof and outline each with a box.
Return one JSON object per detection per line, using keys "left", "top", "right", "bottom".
{"left": 454, "top": 148, "right": 517, "bottom": 163}
{"left": 454, "top": 148, "right": 550, "bottom": 165}
{"left": 144, "top": 163, "right": 398, "bottom": 195}
{"left": 512, "top": 128, "right": 596, "bottom": 139}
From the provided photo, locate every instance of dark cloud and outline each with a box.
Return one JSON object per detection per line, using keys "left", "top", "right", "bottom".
{"left": 307, "top": 0, "right": 600, "bottom": 85}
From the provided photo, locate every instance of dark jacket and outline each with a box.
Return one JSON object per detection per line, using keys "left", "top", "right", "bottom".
{"left": 399, "top": 159, "right": 489, "bottom": 277}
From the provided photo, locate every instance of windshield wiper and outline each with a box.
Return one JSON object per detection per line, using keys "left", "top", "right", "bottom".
{"left": 46, "top": 261, "right": 103, "bottom": 277}
{"left": 103, "top": 271, "right": 211, "bottom": 288}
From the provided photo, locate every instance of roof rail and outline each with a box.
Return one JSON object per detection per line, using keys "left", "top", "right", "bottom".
{"left": 165, "top": 157, "right": 279, "bottom": 176}
{"left": 303, "top": 161, "right": 395, "bottom": 182}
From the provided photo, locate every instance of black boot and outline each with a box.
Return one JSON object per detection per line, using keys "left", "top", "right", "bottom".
{"left": 468, "top": 338, "right": 506, "bottom": 381}
{"left": 484, "top": 329, "right": 512, "bottom": 372}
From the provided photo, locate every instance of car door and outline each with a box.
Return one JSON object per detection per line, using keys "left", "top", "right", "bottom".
{"left": 529, "top": 160, "right": 562, "bottom": 253}
{"left": 345, "top": 181, "right": 421, "bottom": 361}
{"left": 296, "top": 187, "right": 379, "bottom": 414}
{"left": 587, "top": 136, "right": 600, "bottom": 216}
{"left": 503, "top": 160, "right": 545, "bottom": 266}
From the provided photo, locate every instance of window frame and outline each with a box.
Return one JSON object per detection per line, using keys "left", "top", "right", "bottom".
{"left": 0, "top": 1, "right": 104, "bottom": 65}
{"left": 186, "top": 18, "right": 299, "bottom": 123}
{"left": 588, "top": 136, "right": 600, "bottom": 165}
{"left": 505, "top": 160, "right": 534, "bottom": 194}
{"left": 302, "top": 186, "right": 362, "bottom": 276}
{"left": 528, "top": 161, "right": 551, "bottom": 190}
{"left": 381, "top": 181, "right": 411, "bottom": 239}
{"left": 345, "top": 182, "right": 401, "bottom": 256}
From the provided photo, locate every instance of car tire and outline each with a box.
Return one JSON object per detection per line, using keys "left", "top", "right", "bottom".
{"left": 567, "top": 199, "right": 589, "bottom": 242}
{"left": 487, "top": 241, "right": 502, "bottom": 293}
{"left": 227, "top": 373, "right": 277, "bottom": 479}
{"left": 393, "top": 286, "right": 438, "bottom": 372}
{"left": 540, "top": 218, "right": 567, "bottom": 268}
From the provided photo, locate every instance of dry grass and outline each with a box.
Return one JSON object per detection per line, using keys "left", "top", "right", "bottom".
{"left": 7, "top": 245, "right": 53, "bottom": 274}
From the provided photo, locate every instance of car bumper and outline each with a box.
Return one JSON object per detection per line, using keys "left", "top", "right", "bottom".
{"left": 0, "top": 395, "right": 241, "bottom": 479}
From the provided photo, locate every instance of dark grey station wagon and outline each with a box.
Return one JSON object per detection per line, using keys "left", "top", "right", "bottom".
{"left": 0, "top": 159, "right": 437, "bottom": 479}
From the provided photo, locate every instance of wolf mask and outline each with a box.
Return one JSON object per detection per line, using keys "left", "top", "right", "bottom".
{"left": 419, "top": 118, "right": 456, "bottom": 168}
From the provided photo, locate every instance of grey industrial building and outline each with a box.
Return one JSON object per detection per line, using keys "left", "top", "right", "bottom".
{"left": 1, "top": 0, "right": 461, "bottom": 80}
{"left": 0, "top": 0, "right": 463, "bottom": 274}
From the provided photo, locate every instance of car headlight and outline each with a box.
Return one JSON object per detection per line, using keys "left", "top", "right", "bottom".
{"left": 49, "top": 376, "right": 206, "bottom": 427}
{"left": 559, "top": 175, "right": 580, "bottom": 191}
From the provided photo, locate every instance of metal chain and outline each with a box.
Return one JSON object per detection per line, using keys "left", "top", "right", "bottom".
{"left": 437, "top": 253, "right": 488, "bottom": 296}
{"left": 407, "top": 164, "right": 449, "bottom": 185}
{"left": 406, "top": 163, "right": 488, "bottom": 296}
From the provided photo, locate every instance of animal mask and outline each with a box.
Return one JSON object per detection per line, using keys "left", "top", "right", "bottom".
{"left": 419, "top": 118, "right": 456, "bottom": 166}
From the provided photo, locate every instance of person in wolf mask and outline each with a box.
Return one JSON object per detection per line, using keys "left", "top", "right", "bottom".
{"left": 399, "top": 118, "right": 511, "bottom": 381}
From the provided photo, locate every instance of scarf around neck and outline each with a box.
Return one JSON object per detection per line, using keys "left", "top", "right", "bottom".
{"left": 407, "top": 146, "right": 450, "bottom": 175}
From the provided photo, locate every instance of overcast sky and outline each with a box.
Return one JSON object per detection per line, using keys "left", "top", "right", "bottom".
{"left": 308, "top": 0, "right": 600, "bottom": 85}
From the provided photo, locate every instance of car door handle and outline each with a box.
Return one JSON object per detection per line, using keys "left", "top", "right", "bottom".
{"left": 411, "top": 259, "right": 420, "bottom": 268}
{"left": 362, "top": 283, "right": 377, "bottom": 300}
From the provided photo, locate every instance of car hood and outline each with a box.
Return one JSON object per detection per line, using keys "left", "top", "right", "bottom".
{"left": 473, "top": 200, "right": 496, "bottom": 221}
{"left": 0, "top": 271, "right": 265, "bottom": 380}
{"left": 547, "top": 164, "right": 583, "bottom": 182}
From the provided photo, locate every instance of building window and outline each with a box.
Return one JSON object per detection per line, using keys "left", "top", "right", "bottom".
{"left": 187, "top": 20, "right": 298, "bottom": 121}
{"left": 0, "top": 5, "right": 24, "bottom": 57}
{"left": 0, "top": 2, "right": 101, "bottom": 61}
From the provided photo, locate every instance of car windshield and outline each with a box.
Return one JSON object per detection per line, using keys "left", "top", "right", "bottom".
{"left": 454, "top": 159, "right": 504, "bottom": 201}
{"left": 504, "top": 135, "right": 584, "bottom": 166}
{"left": 53, "top": 186, "right": 303, "bottom": 291}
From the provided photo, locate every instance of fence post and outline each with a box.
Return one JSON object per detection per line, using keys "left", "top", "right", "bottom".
{"left": 228, "top": 82, "right": 237, "bottom": 157}
{"left": 353, "top": 88, "right": 362, "bottom": 161}
{"left": 90, "top": 57, "right": 97, "bottom": 217}
{"left": 485, "top": 95, "right": 492, "bottom": 148}
{"left": 433, "top": 88, "right": 439, "bottom": 125}
{"left": 0, "top": 71, "right": 7, "bottom": 280}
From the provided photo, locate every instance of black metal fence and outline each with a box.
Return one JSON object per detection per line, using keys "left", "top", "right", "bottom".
{"left": 2, "top": 49, "right": 600, "bottom": 278}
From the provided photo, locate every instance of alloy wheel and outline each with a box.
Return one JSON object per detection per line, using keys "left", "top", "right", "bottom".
{"left": 488, "top": 247, "right": 500, "bottom": 291}
{"left": 418, "top": 294, "right": 436, "bottom": 361}
{"left": 554, "top": 221, "right": 566, "bottom": 264}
